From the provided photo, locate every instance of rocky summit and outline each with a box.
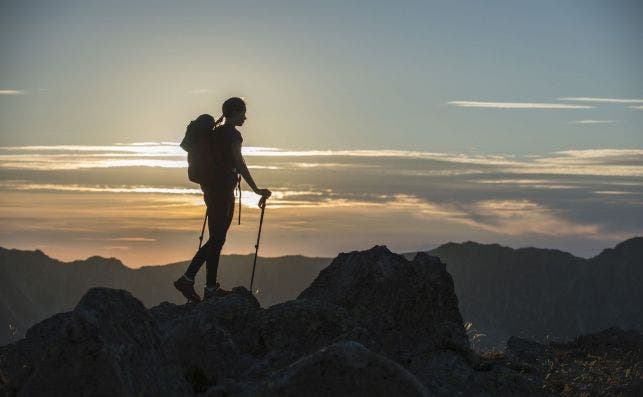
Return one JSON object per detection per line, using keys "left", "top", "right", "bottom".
{"left": 1, "top": 245, "right": 640, "bottom": 396}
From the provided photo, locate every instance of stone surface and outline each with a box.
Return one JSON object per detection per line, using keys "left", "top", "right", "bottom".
{"left": 3, "top": 245, "right": 637, "bottom": 396}
{"left": 256, "top": 341, "right": 429, "bottom": 396}
{"left": 298, "top": 247, "right": 469, "bottom": 369}
{"left": 16, "top": 288, "right": 191, "bottom": 396}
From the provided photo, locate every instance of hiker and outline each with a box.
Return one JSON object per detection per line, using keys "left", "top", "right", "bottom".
{"left": 174, "top": 97, "right": 271, "bottom": 302}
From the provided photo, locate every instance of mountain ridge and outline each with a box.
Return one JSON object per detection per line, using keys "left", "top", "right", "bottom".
{"left": 2, "top": 245, "right": 640, "bottom": 396}
{"left": 1, "top": 237, "right": 641, "bottom": 348}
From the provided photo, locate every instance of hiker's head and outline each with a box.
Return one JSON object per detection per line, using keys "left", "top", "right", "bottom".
{"left": 222, "top": 97, "right": 246, "bottom": 127}
{"left": 195, "top": 114, "right": 216, "bottom": 130}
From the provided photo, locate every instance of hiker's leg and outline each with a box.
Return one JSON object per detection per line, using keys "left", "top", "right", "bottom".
{"left": 184, "top": 238, "right": 210, "bottom": 280}
{"left": 205, "top": 190, "right": 235, "bottom": 287}
{"left": 182, "top": 185, "right": 214, "bottom": 280}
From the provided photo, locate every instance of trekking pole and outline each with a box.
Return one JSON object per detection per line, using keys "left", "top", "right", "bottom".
{"left": 198, "top": 209, "right": 208, "bottom": 249}
{"left": 250, "top": 196, "right": 268, "bottom": 293}
{"left": 237, "top": 174, "right": 242, "bottom": 225}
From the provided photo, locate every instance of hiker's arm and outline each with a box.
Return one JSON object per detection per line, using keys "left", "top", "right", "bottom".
{"left": 231, "top": 141, "right": 269, "bottom": 196}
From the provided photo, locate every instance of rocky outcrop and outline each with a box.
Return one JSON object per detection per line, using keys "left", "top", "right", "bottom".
{"left": 255, "top": 341, "right": 429, "bottom": 396}
{"left": 299, "top": 247, "right": 469, "bottom": 368}
{"left": 4, "top": 288, "right": 191, "bottom": 396}
{"left": 497, "top": 327, "right": 643, "bottom": 396}
{"left": 2, "top": 245, "right": 638, "bottom": 396}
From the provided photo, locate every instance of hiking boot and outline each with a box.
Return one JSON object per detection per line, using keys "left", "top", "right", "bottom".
{"left": 173, "top": 275, "right": 201, "bottom": 303}
{"left": 203, "top": 282, "right": 221, "bottom": 300}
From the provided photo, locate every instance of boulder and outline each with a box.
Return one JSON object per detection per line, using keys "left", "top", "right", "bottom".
{"left": 298, "top": 246, "right": 469, "bottom": 369}
{"left": 0, "top": 312, "right": 71, "bottom": 395}
{"left": 256, "top": 299, "right": 356, "bottom": 356}
{"left": 506, "top": 336, "right": 548, "bottom": 363}
{"left": 18, "top": 288, "right": 191, "bottom": 396}
{"left": 151, "top": 286, "right": 263, "bottom": 357}
{"left": 256, "top": 341, "right": 429, "bottom": 396}
{"left": 155, "top": 287, "right": 262, "bottom": 392}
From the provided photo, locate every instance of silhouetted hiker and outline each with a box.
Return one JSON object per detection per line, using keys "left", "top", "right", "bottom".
{"left": 174, "top": 97, "right": 271, "bottom": 302}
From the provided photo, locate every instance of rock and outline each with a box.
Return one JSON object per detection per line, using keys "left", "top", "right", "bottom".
{"left": 564, "top": 326, "right": 642, "bottom": 351}
{"left": 151, "top": 286, "right": 263, "bottom": 357}
{"left": 0, "top": 312, "right": 71, "bottom": 395}
{"left": 256, "top": 341, "right": 429, "bottom": 396}
{"left": 5, "top": 246, "right": 633, "bottom": 396}
{"left": 257, "top": 299, "right": 356, "bottom": 357}
{"left": 506, "top": 336, "right": 548, "bottom": 363}
{"left": 298, "top": 246, "right": 469, "bottom": 370}
{"left": 237, "top": 299, "right": 359, "bottom": 380}
{"left": 18, "top": 288, "right": 191, "bottom": 396}
{"left": 149, "top": 300, "right": 198, "bottom": 338}
{"left": 416, "top": 350, "right": 546, "bottom": 396}
{"left": 157, "top": 287, "right": 262, "bottom": 392}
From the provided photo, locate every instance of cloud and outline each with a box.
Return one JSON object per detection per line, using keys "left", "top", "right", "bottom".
{"left": 0, "top": 182, "right": 202, "bottom": 195}
{"left": 569, "top": 120, "right": 618, "bottom": 124}
{"left": 447, "top": 101, "right": 593, "bottom": 109}
{"left": 76, "top": 237, "right": 157, "bottom": 242}
{"left": 2, "top": 144, "right": 642, "bottom": 176}
{"left": 462, "top": 199, "right": 601, "bottom": 236}
{"left": 558, "top": 97, "right": 643, "bottom": 104}
{"left": 0, "top": 90, "right": 26, "bottom": 95}
{"left": 629, "top": 105, "right": 643, "bottom": 110}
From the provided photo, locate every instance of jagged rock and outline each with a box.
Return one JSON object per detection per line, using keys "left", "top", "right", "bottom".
{"left": 257, "top": 299, "right": 356, "bottom": 357}
{"left": 488, "top": 327, "right": 642, "bottom": 396}
{"left": 4, "top": 246, "right": 636, "bottom": 396}
{"left": 236, "top": 299, "right": 359, "bottom": 381}
{"left": 198, "top": 287, "right": 263, "bottom": 357}
{"left": 414, "top": 350, "right": 545, "bottom": 396}
{"left": 151, "top": 286, "right": 264, "bottom": 357}
{"left": 149, "top": 300, "right": 198, "bottom": 338}
{"left": 563, "top": 326, "right": 642, "bottom": 351}
{"left": 151, "top": 287, "right": 262, "bottom": 392}
{"left": 18, "top": 288, "right": 191, "bottom": 396}
{"left": 255, "top": 341, "right": 429, "bottom": 396}
{"left": 506, "top": 336, "right": 548, "bottom": 362}
{"left": 298, "top": 246, "right": 469, "bottom": 370}
{"left": 0, "top": 312, "right": 71, "bottom": 395}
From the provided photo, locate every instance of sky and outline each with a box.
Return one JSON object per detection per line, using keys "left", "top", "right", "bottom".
{"left": 1, "top": 1, "right": 642, "bottom": 267}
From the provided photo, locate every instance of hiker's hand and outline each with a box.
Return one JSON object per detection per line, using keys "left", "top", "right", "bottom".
{"left": 256, "top": 188, "right": 271, "bottom": 199}
{"left": 256, "top": 189, "right": 271, "bottom": 208}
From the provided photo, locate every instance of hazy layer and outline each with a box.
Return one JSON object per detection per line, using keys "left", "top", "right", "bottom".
{"left": 1, "top": 143, "right": 641, "bottom": 267}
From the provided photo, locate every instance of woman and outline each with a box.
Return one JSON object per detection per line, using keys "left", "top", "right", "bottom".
{"left": 174, "top": 97, "right": 271, "bottom": 302}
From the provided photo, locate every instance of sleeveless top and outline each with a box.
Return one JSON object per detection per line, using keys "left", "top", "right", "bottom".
{"left": 204, "top": 124, "right": 243, "bottom": 192}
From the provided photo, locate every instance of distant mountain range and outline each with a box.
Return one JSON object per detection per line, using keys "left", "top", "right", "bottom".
{"left": 1, "top": 237, "right": 641, "bottom": 348}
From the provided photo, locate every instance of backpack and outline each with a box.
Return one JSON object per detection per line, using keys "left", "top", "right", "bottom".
{"left": 180, "top": 114, "right": 216, "bottom": 185}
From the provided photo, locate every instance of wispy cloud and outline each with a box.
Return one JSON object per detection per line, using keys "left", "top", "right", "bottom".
{"left": 463, "top": 199, "right": 601, "bottom": 236}
{"left": 76, "top": 237, "right": 157, "bottom": 242}
{"left": 2, "top": 143, "right": 640, "bottom": 264}
{"left": 0, "top": 182, "right": 202, "bottom": 195}
{"left": 0, "top": 90, "right": 26, "bottom": 95}
{"left": 629, "top": 105, "right": 643, "bottom": 110}
{"left": 569, "top": 120, "right": 618, "bottom": 124}
{"left": 447, "top": 101, "right": 593, "bottom": 109}
{"left": 2, "top": 144, "right": 643, "bottom": 176}
{"left": 558, "top": 97, "right": 643, "bottom": 104}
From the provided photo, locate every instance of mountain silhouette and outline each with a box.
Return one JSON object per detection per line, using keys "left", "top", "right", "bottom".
{"left": 0, "top": 248, "right": 329, "bottom": 345}
{"left": 1, "top": 237, "right": 641, "bottom": 348}
{"left": 427, "top": 237, "right": 643, "bottom": 348}
{"left": 1, "top": 245, "right": 639, "bottom": 395}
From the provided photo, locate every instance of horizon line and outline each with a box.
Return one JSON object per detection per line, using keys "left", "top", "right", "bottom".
{"left": 3, "top": 237, "right": 641, "bottom": 268}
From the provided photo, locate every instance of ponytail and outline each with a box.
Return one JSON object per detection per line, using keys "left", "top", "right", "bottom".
{"left": 214, "top": 115, "right": 225, "bottom": 127}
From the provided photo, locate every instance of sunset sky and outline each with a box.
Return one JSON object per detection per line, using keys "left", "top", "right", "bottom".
{"left": 1, "top": 1, "right": 642, "bottom": 267}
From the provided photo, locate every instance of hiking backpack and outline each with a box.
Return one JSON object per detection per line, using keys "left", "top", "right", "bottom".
{"left": 179, "top": 114, "right": 216, "bottom": 185}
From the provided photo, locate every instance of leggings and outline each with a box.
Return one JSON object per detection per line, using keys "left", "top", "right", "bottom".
{"left": 184, "top": 186, "right": 235, "bottom": 286}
